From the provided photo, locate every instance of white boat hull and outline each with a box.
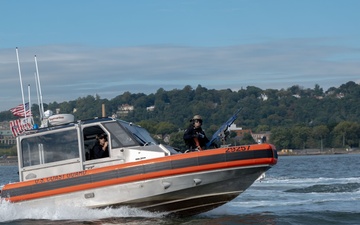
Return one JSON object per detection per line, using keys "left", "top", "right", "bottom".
{"left": 7, "top": 165, "right": 269, "bottom": 217}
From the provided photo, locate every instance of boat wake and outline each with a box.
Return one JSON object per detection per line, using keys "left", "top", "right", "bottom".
{"left": 284, "top": 182, "right": 360, "bottom": 193}
{"left": 0, "top": 201, "right": 166, "bottom": 223}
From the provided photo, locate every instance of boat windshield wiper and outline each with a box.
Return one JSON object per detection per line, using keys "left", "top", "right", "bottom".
{"left": 132, "top": 132, "right": 151, "bottom": 146}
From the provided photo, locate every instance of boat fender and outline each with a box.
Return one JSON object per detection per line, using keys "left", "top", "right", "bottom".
{"left": 193, "top": 178, "right": 202, "bottom": 185}
{"left": 162, "top": 181, "right": 171, "bottom": 189}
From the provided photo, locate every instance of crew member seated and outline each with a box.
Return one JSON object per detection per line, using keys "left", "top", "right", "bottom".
{"left": 91, "top": 133, "right": 109, "bottom": 159}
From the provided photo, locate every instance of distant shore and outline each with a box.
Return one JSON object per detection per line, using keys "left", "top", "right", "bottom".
{"left": 0, "top": 156, "right": 18, "bottom": 166}
{"left": 278, "top": 148, "right": 360, "bottom": 156}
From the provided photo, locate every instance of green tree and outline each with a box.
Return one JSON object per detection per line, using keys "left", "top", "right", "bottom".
{"left": 332, "top": 121, "right": 360, "bottom": 148}
{"left": 169, "top": 131, "right": 186, "bottom": 150}
{"left": 270, "top": 127, "right": 292, "bottom": 150}
{"left": 137, "top": 120, "right": 158, "bottom": 134}
{"left": 239, "top": 132, "right": 256, "bottom": 145}
{"left": 314, "top": 84, "right": 324, "bottom": 96}
{"left": 312, "top": 125, "right": 329, "bottom": 151}
{"left": 292, "top": 125, "right": 311, "bottom": 149}
{"left": 155, "top": 122, "right": 177, "bottom": 136}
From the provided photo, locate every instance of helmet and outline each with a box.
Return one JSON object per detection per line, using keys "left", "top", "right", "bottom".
{"left": 193, "top": 115, "right": 202, "bottom": 120}
{"left": 191, "top": 115, "right": 203, "bottom": 122}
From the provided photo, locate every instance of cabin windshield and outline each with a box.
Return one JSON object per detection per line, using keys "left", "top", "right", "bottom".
{"left": 102, "top": 122, "right": 137, "bottom": 148}
{"left": 20, "top": 129, "right": 79, "bottom": 167}
{"left": 118, "top": 120, "right": 157, "bottom": 146}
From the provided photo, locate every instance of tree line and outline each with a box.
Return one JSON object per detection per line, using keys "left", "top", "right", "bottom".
{"left": 1, "top": 81, "right": 360, "bottom": 151}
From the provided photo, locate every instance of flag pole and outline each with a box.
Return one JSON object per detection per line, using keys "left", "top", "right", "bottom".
{"left": 15, "top": 47, "right": 26, "bottom": 118}
{"left": 28, "top": 84, "right": 32, "bottom": 118}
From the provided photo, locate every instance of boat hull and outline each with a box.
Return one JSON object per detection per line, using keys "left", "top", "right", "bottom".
{"left": 1, "top": 144, "right": 277, "bottom": 217}
{"left": 118, "top": 166, "right": 270, "bottom": 217}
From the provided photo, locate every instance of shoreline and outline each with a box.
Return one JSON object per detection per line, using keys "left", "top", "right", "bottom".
{"left": 278, "top": 148, "right": 360, "bottom": 156}
{"left": 0, "top": 157, "right": 18, "bottom": 166}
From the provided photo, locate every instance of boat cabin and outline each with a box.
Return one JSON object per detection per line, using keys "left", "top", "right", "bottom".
{"left": 17, "top": 117, "right": 179, "bottom": 182}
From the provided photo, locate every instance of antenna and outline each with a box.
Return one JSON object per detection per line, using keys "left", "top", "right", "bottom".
{"left": 27, "top": 84, "right": 34, "bottom": 124}
{"left": 28, "top": 84, "right": 31, "bottom": 116}
{"left": 15, "top": 47, "right": 26, "bottom": 118}
{"left": 34, "top": 72, "right": 42, "bottom": 118}
{"left": 34, "top": 55, "right": 45, "bottom": 119}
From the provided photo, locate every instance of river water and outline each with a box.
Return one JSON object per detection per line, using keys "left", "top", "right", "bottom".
{"left": 1, "top": 154, "right": 359, "bottom": 224}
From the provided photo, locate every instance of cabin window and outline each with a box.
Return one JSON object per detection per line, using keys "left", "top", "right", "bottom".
{"left": 83, "top": 125, "right": 110, "bottom": 160}
{"left": 21, "top": 129, "right": 79, "bottom": 167}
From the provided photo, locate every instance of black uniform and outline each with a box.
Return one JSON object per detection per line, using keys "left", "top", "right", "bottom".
{"left": 183, "top": 125, "right": 209, "bottom": 150}
{"left": 92, "top": 143, "right": 109, "bottom": 159}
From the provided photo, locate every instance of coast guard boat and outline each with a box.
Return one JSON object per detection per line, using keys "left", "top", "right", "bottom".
{"left": 0, "top": 113, "right": 277, "bottom": 217}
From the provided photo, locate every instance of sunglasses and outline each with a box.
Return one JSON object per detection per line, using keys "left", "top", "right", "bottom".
{"left": 195, "top": 119, "right": 203, "bottom": 124}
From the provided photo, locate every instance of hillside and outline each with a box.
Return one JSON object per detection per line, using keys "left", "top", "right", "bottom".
{"left": 1, "top": 81, "right": 360, "bottom": 150}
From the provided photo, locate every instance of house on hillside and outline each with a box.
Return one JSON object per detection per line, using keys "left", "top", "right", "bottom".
{"left": 0, "top": 122, "right": 16, "bottom": 145}
{"left": 251, "top": 131, "right": 271, "bottom": 144}
{"left": 116, "top": 104, "right": 134, "bottom": 116}
{"left": 228, "top": 124, "right": 271, "bottom": 144}
{"left": 146, "top": 106, "right": 155, "bottom": 111}
{"left": 228, "top": 124, "right": 252, "bottom": 138}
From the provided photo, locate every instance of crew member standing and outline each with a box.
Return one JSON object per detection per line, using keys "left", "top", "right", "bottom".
{"left": 183, "top": 115, "right": 209, "bottom": 151}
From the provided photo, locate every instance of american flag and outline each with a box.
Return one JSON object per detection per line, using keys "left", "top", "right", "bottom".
{"left": 9, "top": 117, "right": 33, "bottom": 137}
{"left": 9, "top": 102, "right": 32, "bottom": 117}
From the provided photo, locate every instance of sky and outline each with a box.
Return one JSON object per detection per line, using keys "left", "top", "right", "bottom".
{"left": 1, "top": 0, "right": 360, "bottom": 111}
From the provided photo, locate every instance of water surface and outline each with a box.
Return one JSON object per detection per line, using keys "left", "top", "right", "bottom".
{"left": 1, "top": 154, "right": 359, "bottom": 224}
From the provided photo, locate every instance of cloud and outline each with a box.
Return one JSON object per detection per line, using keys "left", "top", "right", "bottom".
{"left": 1, "top": 38, "right": 359, "bottom": 111}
